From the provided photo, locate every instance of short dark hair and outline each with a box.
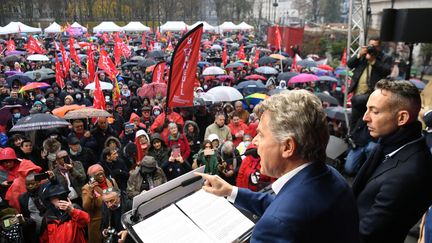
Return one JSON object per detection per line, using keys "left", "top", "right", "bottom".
{"left": 375, "top": 79, "right": 421, "bottom": 121}
{"left": 20, "top": 139, "right": 32, "bottom": 147}
{"left": 369, "top": 36, "right": 381, "bottom": 45}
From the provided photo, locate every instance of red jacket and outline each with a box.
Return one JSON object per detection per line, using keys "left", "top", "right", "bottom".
{"left": 228, "top": 121, "right": 249, "bottom": 147}
{"left": 40, "top": 208, "right": 90, "bottom": 243}
{"left": 150, "top": 112, "right": 185, "bottom": 139}
{"left": 165, "top": 133, "right": 191, "bottom": 161}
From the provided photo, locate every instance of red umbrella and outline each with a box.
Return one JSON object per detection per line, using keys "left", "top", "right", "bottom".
{"left": 317, "top": 64, "right": 334, "bottom": 71}
{"left": 244, "top": 74, "right": 267, "bottom": 81}
{"left": 138, "top": 83, "right": 167, "bottom": 98}
{"left": 19, "top": 82, "right": 50, "bottom": 93}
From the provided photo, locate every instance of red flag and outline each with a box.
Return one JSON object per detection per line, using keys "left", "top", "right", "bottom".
{"left": 253, "top": 49, "right": 260, "bottom": 67}
{"left": 222, "top": 42, "right": 228, "bottom": 66}
{"left": 114, "top": 36, "right": 122, "bottom": 66}
{"left": 98, "top": 48, "right": 118, "bottom": 79}
{"left": 341, "top": 47, "right": 347, "bottom": 66}
{"left": 26, "top": 36, "right": 46, "bottom": 54}
{"left": 68, "top": 37, "right": 81, "bottom": 67}
{"left": 120, "top": 42, "right": 131, "bottom": 58}
{"left": 275, "top": 25, "right": 282, "bottom": 50}
{"left": 92, "top": 75, "right": 106, "bottom": 110}
{"left": 291, "top": 55, "right": 297, "bottom": 72}
{"left": 167, "top": 24, "right": 203, "bottom": 108}
{"left": 60, "top": 41, "right": 70, "bottom": 78}
{"left": 86, "top": 50, "right": 95, "bottom": 85}
{"left": 6, "top": 38, "right": 16, "bottom": 52}
{"left": 101, "top": 32, "right": 109, "bottom": 43}
{"left": 152, "top": 62, "right": 166, "bottom": 84}
{"left": 148, "top": 41, "right": 154, "bottom": 52}
{"left": 55, "top": 54, "right": 65, "bottom": 89}
{"left": 237, "top": 43, "right": 245, "bottom": 60}
{"left": 211, "top": 35, "right": 216, "bottom": 44}
{"left": 142, "top": 32, "right": 147, "bottom": 49}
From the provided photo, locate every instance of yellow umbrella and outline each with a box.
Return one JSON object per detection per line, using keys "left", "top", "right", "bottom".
{"left": 269, "top": 54, "right": 287, "bottom": 60}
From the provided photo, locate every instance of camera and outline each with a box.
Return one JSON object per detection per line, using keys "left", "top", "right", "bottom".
{"left": 34, "top": 172, "right": 50, "bottom": 181}
{"left": 366, "top": 45, "right": 378, "bottom": 56}
{"left": 104, "top": 227, "right": 117, "bottom": 243}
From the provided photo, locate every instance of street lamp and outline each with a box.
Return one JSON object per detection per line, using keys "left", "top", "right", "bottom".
{"left": 272, "top": 1, "right": 278, "bottom": 24}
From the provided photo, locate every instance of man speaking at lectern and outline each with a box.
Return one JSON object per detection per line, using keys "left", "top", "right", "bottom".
{"left": 197, "top": 90, "right": 359, "bottom": 243}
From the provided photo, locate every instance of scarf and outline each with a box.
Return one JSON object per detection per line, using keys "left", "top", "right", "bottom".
{"left": 352, "top": 121, "right": 422, "bottom": 196}
{"left": 168, "top": 132, "right": 180, "bottom": 141}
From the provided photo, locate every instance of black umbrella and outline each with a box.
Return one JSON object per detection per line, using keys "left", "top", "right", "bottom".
{"left": 147, "top": 50, "right": 164, "bottom": 58}
{"left": 10, "top": 113, "right": 70, "bottom": 132}
{"left": 6, "top": 74, "right": 34, "bottom": 86}
{"left": 258, "top": 56, "right": 277, "bottom": 66}
{"left": 122, "top": 62, "right": 138, "bottom": 68}
{"left": 4, "top": 55, "right": 22, "bottom": 63}
{"left": 130, "top": 56, "right": 145, "bottom": 62}
{"left": 235, "top": 80, "right": 267, "bottom": 96}
{"left": 315, "top": 92, "right": 339, "bottom": 106}
{"left": 277, "top": 72, "right": 299, "bottom": 81}
{"left": 137, "top": 58, "right": 157, "bottom": 68}
{"left": 324, "top": 107, "right": 351, "bottom": 121}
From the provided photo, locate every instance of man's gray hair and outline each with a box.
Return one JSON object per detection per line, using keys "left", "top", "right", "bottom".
{"left": 221, "top": 141, "right": 234, "bottom": 154}
{"left": 260, "top": 90, "right": 329, "bottom": 162}
{"left": 168, "top": 122, "right": 177, "bottom": 129}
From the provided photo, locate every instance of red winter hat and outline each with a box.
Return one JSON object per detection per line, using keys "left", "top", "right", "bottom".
{"left": 0, "top": 148, "right": 18, "bottom": 162}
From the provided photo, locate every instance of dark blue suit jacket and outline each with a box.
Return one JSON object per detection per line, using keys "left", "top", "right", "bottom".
{"left": 234, "top": 162, "right": 359, "bottom": 243}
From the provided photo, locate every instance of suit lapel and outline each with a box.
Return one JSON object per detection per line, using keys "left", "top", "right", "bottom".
{"left": 367, "top": 156, "right": 399, "bottom": 182}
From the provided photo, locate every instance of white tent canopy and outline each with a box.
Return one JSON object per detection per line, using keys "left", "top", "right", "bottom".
{"left": 236, "top": 22, "right": 254, "bottom": 30}
{"left": 44, "top": 22, "right": 62, "bottom": 33}
{"left": 188, "top": 21, "right": 215, "bottom": 32}
{"left": 71, "top": 22, "right": 87, "bottom": 32}
{"left": 93, "top": 21, "right": 122, "bottom": 33}
{"left": 122, "top": 22, "right": 151, "bottom": 32}
{"left": 218, "top": 22, "right": 238, "bottom": 32}
{"left": 0, "top": 22, "right": 41, "bottom": 35}
{"left": 160, "top": 21, "right": 187, "bottom": 32}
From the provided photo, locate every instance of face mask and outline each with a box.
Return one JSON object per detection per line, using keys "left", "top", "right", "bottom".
{"left": 76, "top": 94, "right": 82, "bottom": 100}
{"left": 153, "top": 110, "right": 161, "bottom": 116}
{"left": 244, "top": 141, "right": 251, "bottom": 148}
{"left": 203, "top": 85, "right": 208, "bottom": 90}
{"left": 47, "top": 153, "right": 56, "bottom": 161}
{"left": 13, "top": 113, "right": 21, "bottom": 119}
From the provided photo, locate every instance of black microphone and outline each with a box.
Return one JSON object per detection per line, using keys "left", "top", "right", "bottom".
{"left": 243, "top": 148, "right": 258, "bottom": 158}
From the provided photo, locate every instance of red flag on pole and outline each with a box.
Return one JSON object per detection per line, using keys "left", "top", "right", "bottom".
{"left": 237, "top": 43, "right": 246, "bottom": 60}
{"left": 92, "top": 76, "right": 106, "bottom": 110}
{"left": 253, "top": 49, "right": 260, "bottom": 67}
{"left": 167, "top": 24, "right": 203, "bottom": 108}
{"left": 68, "top": 37, "right": 81, "bottom": 67}
{"left": 275, "top": 24, "right": 282, "bottom": 51}
{"left": 291, "top": 55, "right": 297, "bottom": 72}
{"left": 152, "top": 62, "right": 166, "bottom": 84}
{"left": 55, "top": 54, "right": 65, "bottom": 89}
{"left": 222, "top": 42, "right": 228, "bottom": 66}
{"left": 6, "top": 38, "right": 16, "bottom": 52}
{"left": 26, "top": 36, "right": 46, "bottom": 54}
{"left": 98, "top": 48, "right": 118, "bottom": 79}
{"left": 114, "top": 36, "right": 122, "bottom": 66}
{"left": 341, "top": 47, "right": 347, "bottom": 66}
{"left": 86, "top": 50, "right": 95, "bottom": 85}
{"left": 101, "top": 32, "right": 109, "bottom": 43}
{"left": 120, "top": 42, "right": 131, "bottom": 58}
{"left": 60, "top": 41, "right": 70, "bottom": 79}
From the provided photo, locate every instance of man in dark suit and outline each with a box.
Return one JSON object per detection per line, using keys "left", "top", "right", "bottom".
{"left": 198, "top": 90, "right": 359, "bottom": 243}
{"left": 353, "top": 79, "right": 432, "bottom": 243}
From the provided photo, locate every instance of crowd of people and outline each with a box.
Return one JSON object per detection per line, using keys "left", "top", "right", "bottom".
{"left": 0, "top": 24, "right": 430, "bottom": 243}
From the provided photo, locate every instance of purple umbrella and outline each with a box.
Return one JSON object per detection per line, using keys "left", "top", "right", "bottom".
{"left": 5, "top": 50, "right": 26, "bottom": 56}
{"left": 0, "top": 105, "right": 29, "bottom": 125}
{"left": 4, "top": 71, "right": 20, "bottom": 76}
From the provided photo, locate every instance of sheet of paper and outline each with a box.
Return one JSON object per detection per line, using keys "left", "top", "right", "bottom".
{"left": 132, "top": 204, "right": 212, "bottom": 243}
{"left": 176, "top": 189, "right": 255, "bottom": 243}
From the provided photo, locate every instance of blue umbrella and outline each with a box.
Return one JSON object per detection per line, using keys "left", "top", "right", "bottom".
{"left": 409, "top": 79, "right": 426, "bottom": 89}
{"left": 198, "top": 61, "right": 211, "bottom": 68}
{"left": 319, "top": 76, "right": 338, "bottom": 82}
{"left": 6, "top": 74, "right": 34, "bottom": 86}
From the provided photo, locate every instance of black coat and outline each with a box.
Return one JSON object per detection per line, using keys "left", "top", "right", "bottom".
{"left": 69, "top": 146, "right": 97, "bottom": 173}
{"left": 347, "top": 52, "right": 392, "bottom": 94}
{"left": 353, "top": 138, "right": 432, "bottom": 243}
